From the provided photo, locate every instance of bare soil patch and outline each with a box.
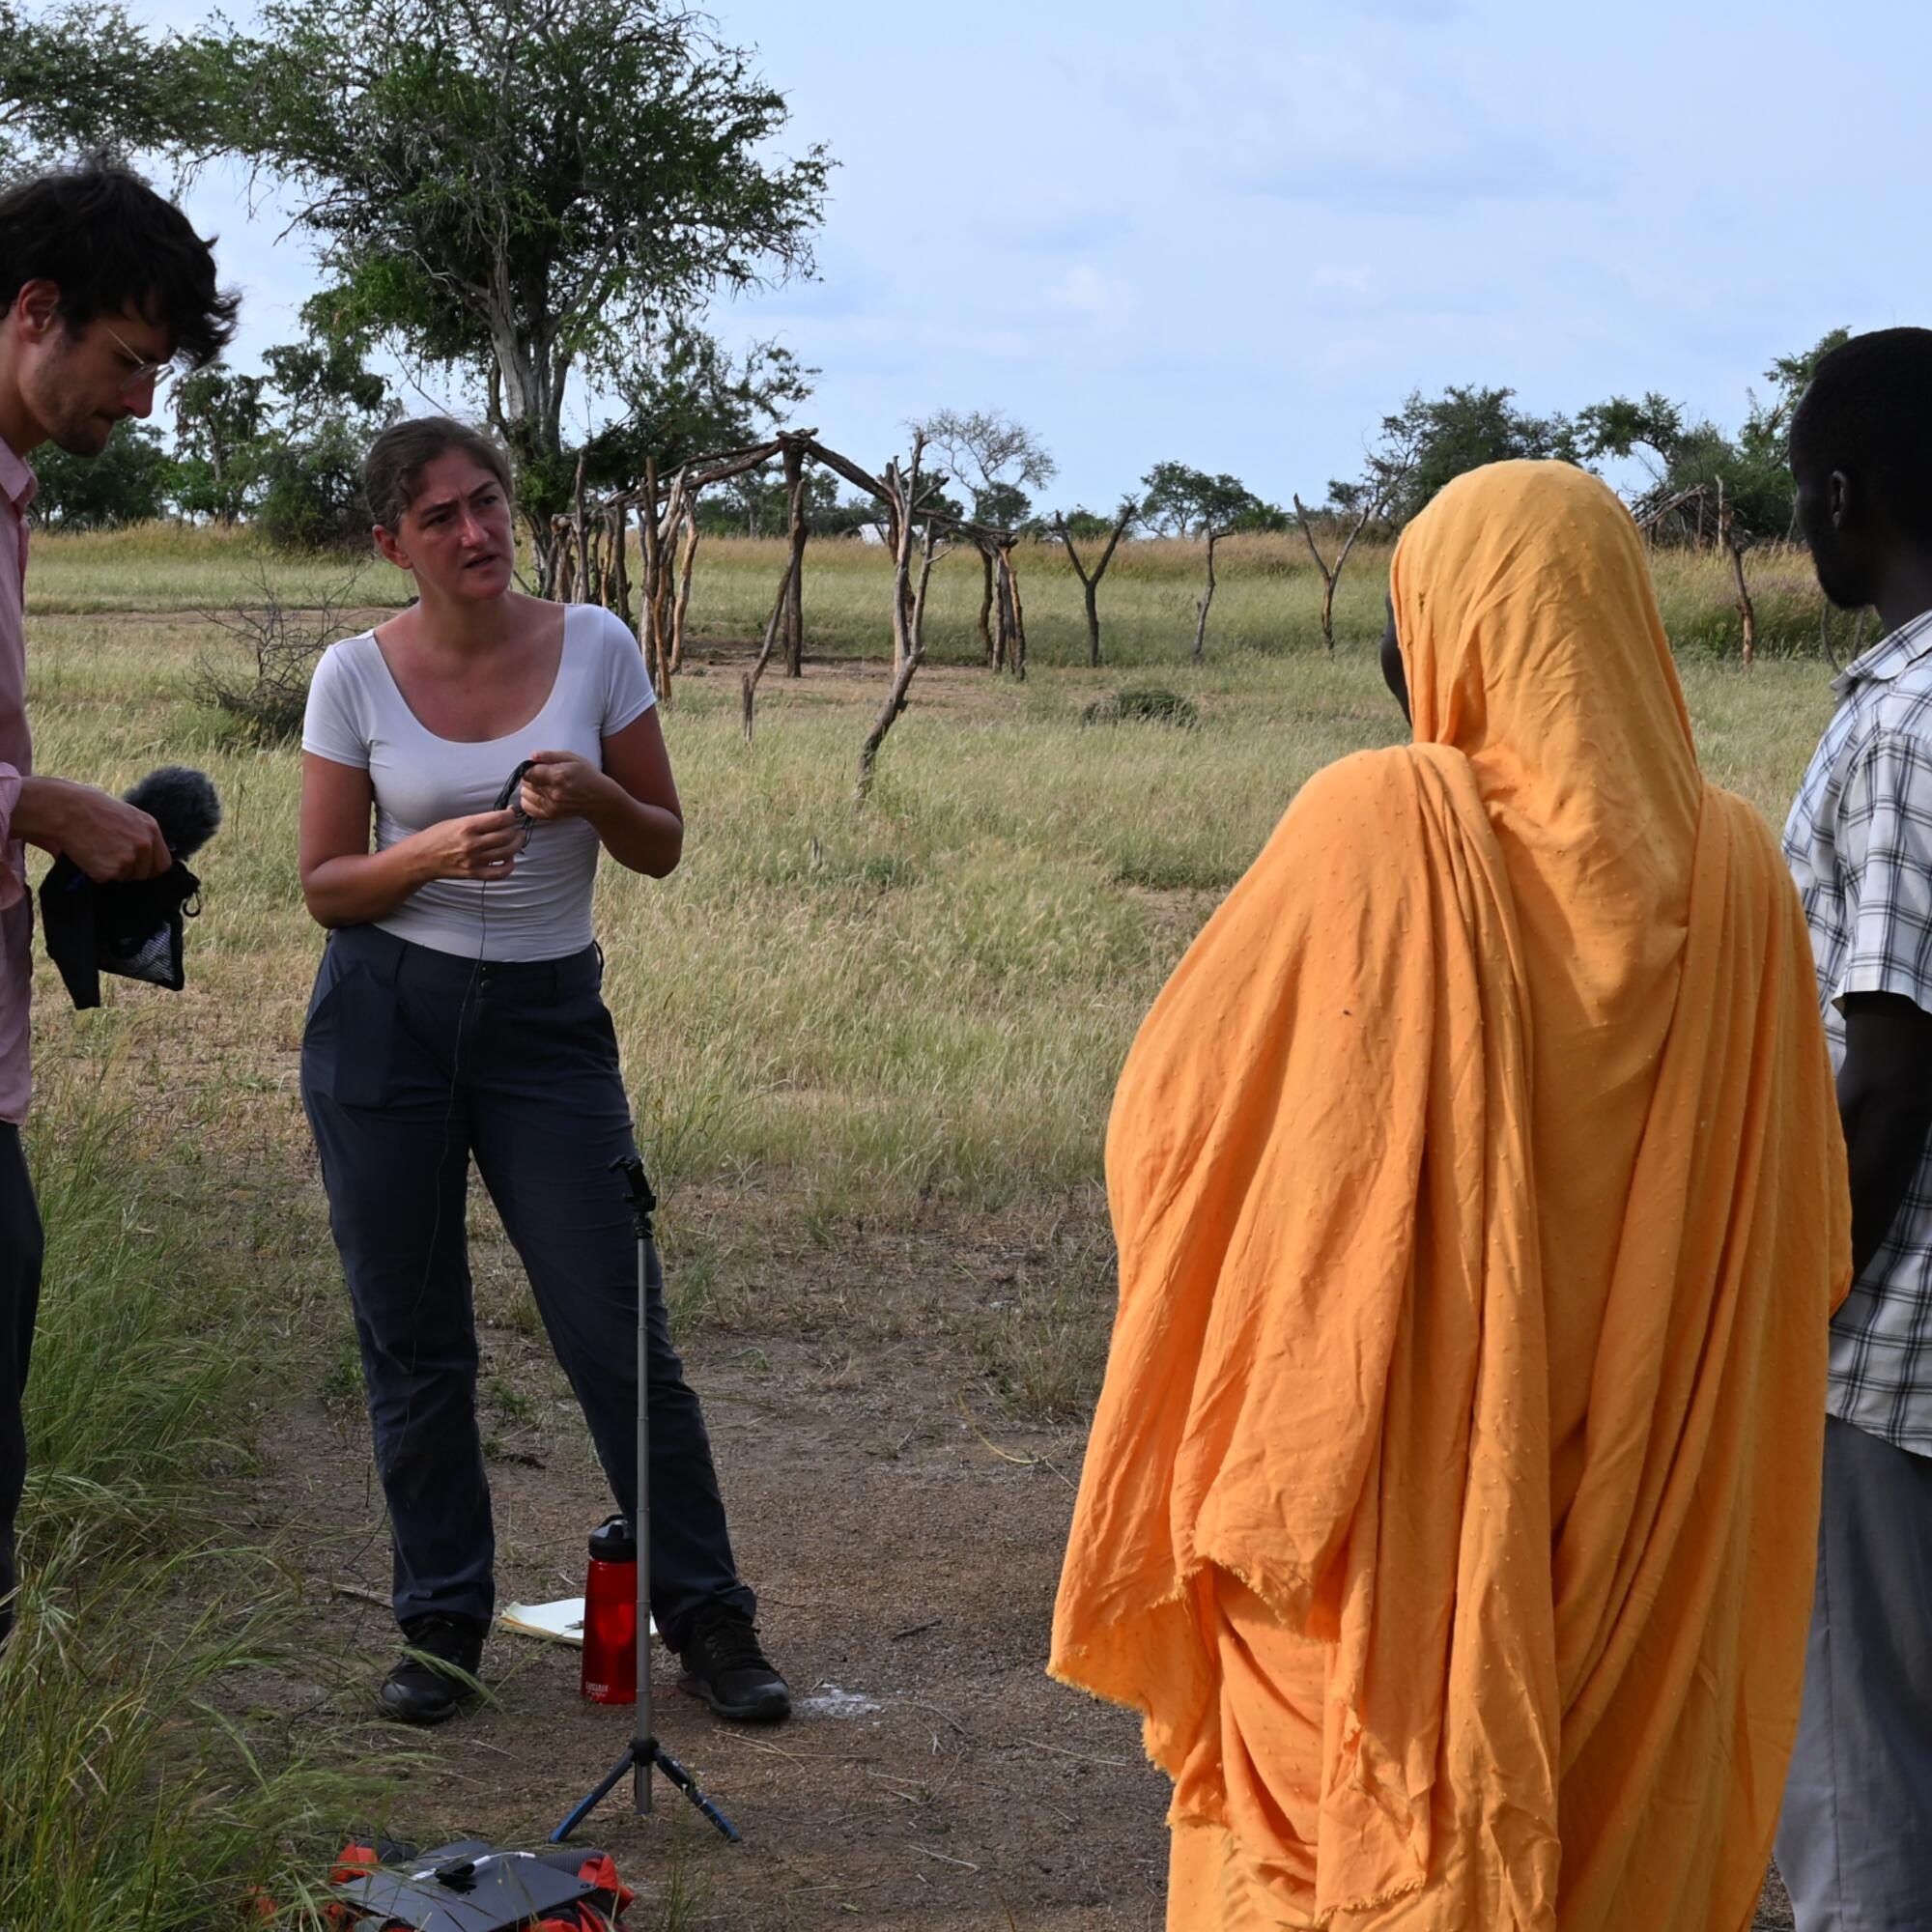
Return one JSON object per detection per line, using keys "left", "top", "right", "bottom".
{"left": 247, "top": 1193, "right": 1169, "bottom": 1929}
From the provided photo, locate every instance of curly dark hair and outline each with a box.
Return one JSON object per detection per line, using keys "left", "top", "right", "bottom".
{"left": 0, "top": 161, "right": 240, "bottom": 369}
{"left": 1791, "top": 327, "right": 1932, "bottom": 540}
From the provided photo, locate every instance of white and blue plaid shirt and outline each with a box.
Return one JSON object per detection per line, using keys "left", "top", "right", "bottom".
{"left": 1786, "top": 608, "right": 1932, "bottom": 1455}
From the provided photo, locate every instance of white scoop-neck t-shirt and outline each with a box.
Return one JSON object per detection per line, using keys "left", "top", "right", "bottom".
{"left": 301, "top": 602, "right": 657, "bottom": 962}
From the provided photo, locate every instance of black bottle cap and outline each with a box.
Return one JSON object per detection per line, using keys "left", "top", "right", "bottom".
{"left": 588, "top": 1512, "right": 636, "bottom": 1564}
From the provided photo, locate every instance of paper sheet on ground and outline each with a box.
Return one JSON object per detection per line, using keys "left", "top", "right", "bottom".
{"left": 497, "top": 1597, "right": 655, "bottom": 1645}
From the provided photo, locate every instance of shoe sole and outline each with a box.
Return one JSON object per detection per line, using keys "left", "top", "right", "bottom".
{"left": 676, "top": 1671, "right": 791, "bottom": 1725}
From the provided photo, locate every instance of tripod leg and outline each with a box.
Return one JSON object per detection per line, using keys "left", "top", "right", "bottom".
{"left": 551, "top": 1744, "right": 638, "bottom": 1844}
{"left": 650, "top": 1742, "right": 742, "bottom": 1844}
{"left": 554, "top": 1162, "right": 733, "bottom": 1854}
{"left": 634, "top": 1208, "right": 652, "bottom": 1816}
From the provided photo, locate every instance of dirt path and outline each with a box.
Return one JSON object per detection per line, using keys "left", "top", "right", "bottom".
{"left": 252, "top": 1203, "right": 1169, "bottom": 1929}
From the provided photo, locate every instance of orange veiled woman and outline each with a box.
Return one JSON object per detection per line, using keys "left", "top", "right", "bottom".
{"left": 1051, "top": 461, "right": 1851, "bottom": 1931}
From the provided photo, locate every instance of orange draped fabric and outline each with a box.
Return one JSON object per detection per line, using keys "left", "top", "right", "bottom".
{"left": 1050, "top": 462, "right": 1851, "bottom": 1931}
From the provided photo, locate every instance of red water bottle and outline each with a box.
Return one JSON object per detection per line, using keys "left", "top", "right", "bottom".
{"left": 581, "top": 1514, "right": 637, "bottom": 1704}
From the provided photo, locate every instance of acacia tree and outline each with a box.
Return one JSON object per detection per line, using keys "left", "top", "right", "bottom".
{"left": 173, "top": 367, "right": 269, "bottom": 525}
{"left": 1369, "top": 384, "right": 1576, "bottom": 524}
{"left": 588, "top": 325, "right": 811, "bottom": 492}
{"left": 1293, "top": 416, "right": 1418, "bottom": 651}
{"left": 213, "top": 0, "right": 830, "bottom": 559}
{"left": 0, "top": 1, "right": 219, "bottom": 170}
{"left": 1053, "top": 498, "right": 1137, "bottom": 668}
{"left": 917, "top": 409, "right": 1056, "bottom": 666}
{"left": 254, "top": 327, "right": 398, "bottom": 548}
{"left": 1576, "top": 329, "right": 1852, "bottom": 543}
{"left": 1140, "top": 462, "right": 1272, "bottom": 662}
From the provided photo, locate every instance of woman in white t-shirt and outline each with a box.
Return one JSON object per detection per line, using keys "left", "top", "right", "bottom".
{"left": 298, "top": 416, "right": 787, "bottom": 1728}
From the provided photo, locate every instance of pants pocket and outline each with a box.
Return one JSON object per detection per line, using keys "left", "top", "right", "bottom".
{"left": 301, "top": 956, "right": 397, "bottom": 1108}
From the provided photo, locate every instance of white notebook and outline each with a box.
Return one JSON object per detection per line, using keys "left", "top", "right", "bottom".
{"left": 497, "top": 1596, "right": 656, "bottom": 1645}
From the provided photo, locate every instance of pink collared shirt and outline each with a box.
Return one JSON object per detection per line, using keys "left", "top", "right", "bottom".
{"left": 0, "top": 437, "right": 36, "bottom": 1123}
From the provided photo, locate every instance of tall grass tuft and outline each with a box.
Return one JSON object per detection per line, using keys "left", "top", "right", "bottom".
{"left": 1, "top": 1066, "right": 399, "bottom": 1928}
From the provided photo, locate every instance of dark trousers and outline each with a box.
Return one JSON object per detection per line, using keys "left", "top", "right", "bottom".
{"left": 1777, "top": 1415, "right": 1932, "bottom": 1929}
{"left": 299, "top": 923, "right": 753, "bottom": 1651}
{"left": 0, "top": 1122, "right": 43, "bottom": 1641}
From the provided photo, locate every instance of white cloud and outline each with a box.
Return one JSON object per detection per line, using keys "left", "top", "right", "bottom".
{"left": 1310, "top": 267, "right": 1378, "bottom": 298}
{"left": 1045, "top": 266, "right": 1132, "bottom": 320}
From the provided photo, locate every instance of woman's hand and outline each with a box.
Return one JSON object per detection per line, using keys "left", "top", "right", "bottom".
{"left": 519, "top": 750, "right": 619, "bottom": 825}
{"left": 417, "top": 808, "right": 528, "bottom": 880}
{"left": 301, "top": 756, "right": 531, "bottom": 928}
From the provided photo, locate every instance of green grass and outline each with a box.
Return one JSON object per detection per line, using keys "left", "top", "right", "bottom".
{"left": 26, "top": 522, "right": 413, "bottom": 614}
{"left": 2, "top": 1067, "right": 400, "bottom": 1930}
{"left": 0, "top": 526, "right": 1849, "bottom": 1918}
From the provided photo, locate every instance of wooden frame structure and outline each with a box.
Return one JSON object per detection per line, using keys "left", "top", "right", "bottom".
{"left": 541, "top": 432, "right": 1032, "bottom": 691}
{"left": 539, "top": 428, "right": 1033, "bottom": 788}
{"left": 1638, "top": 480, "right": 1758, "bottom": 669}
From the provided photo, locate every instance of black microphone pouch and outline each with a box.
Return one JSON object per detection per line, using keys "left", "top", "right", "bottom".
{"left": 40, "top": 855, "right": 202, "bottom": 1011}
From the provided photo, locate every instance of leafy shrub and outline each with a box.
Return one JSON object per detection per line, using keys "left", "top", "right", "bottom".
{"left": 256, "top": 421, "right": 373, "bottom": 553}
{"left": 27, "top": 423, "right": 178, "bottom": 531}
{"left": 1082, "top": 684, "right": 1201, "bottom": 729}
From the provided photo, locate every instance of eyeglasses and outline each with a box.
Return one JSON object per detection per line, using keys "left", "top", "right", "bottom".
{"left": 99, "top": 320, "right": 174, "bottom": 395}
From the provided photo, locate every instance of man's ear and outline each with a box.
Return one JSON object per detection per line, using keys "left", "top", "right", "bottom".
{"left": 1829, "top": 469, "right": 1854, "bottom": 528}
{"left": 12, "top": 279, "right": 60, "bottom": 344}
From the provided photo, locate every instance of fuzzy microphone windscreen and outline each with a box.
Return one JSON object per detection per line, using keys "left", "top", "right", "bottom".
{"left": 124, "top": 766, "right": 222, "bottom": 860}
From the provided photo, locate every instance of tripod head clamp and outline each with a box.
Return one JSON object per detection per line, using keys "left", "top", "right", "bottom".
{"left": 610, "top": 1156, "right": 657, "bottom": 1239}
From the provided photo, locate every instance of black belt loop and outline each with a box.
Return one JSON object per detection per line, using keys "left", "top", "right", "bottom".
{"left": 383, "top": 924, "right": 409, "bottom": 989}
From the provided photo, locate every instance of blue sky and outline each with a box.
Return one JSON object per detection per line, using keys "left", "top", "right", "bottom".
{"left": 142, "top": 0, "right": 1932, "bottom": 510}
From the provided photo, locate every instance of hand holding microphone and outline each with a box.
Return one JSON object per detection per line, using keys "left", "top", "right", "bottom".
{"left": 14, "top": 777, "right": 171, "bottom": 881}
{"left": 38, "top": 765, "right": 224, "bottom": 1011}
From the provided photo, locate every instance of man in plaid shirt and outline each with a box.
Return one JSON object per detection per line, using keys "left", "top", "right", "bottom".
{"left": 1778, "top": 327, "right": 1932, "bottom": 1930}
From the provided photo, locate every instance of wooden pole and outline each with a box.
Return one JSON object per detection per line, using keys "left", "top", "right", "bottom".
{"left": 612, "top": 499, "right": 631, "bottom": 638}
{"left": 998, "top": 542, "right": 1028, "bottom": 682}
{"left": 571, "top": 452, "right": 590, "bottom": 604}
{"left": 659, "top": 469, "right": 689, "bottom": 674}
{"left": 639, "top": 455, "right": 667, "bottom": 700}
{"left": 1193, "top": 529, "right": 1219, "bottom": 663}
{"left": 671, "top": 506, "right": 699, "bottom": 678}
{"left": 782, "top": 440, "right": 808, "bottom": 678}
{"left": 1054, "top": 507, "right": 1133, "bottom": 669}
{"left": 1717, "top": 477, "right": 1756, "bottom": 671}
{"left": 860, "top": 461, "right": 944, "bottom": 801}
{"left": 740, "top": 565, "right": 790, "bottom": 743}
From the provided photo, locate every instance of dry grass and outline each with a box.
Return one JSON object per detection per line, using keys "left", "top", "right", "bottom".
{"left": 24, "top": 519, "right": 1847, "bottom": 665}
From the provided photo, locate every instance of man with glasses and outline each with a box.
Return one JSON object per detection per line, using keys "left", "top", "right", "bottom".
{"left": 0, "top": 162, "right": 238, "bottom": 1646}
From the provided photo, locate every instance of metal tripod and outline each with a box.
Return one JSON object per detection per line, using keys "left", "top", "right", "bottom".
{"left": 551, "top": 1157, "right": 739, "bottom": 1847}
